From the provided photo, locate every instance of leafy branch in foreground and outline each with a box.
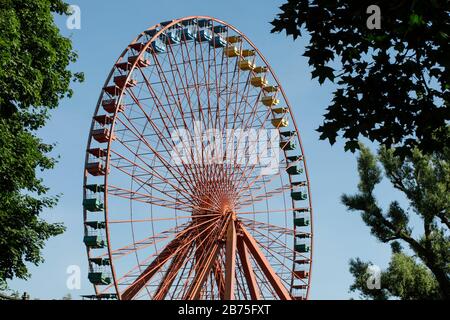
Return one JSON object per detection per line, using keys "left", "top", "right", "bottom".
{"left": 0, "top": 0, "right": 82, "bottom": 286}
{"left": 343, "top": 144, "right": 449, "bottom": 299}
{"left": 271, "top": 0, "right": 449, "bottom": 157}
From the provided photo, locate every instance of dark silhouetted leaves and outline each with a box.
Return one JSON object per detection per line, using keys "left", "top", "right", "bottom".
{"left": 271, "top": 0, "right": 450, "bottom": 158}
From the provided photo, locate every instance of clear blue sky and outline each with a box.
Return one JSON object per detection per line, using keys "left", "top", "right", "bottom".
{"left": 9, "top": 0, "right": 408, "bottom": 299}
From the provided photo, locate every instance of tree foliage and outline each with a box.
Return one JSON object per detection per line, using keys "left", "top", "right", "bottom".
{"left": 349, "top": 253, "right": 441, "bottom": 300}
{"left": 271, "top": 0, "right": 450, "bottom": 157}
{"left": 343, "top": 144, "right": 449, "bottom": 299}
{"left": 0, "top": 0, "right": 82, "bottom": 286}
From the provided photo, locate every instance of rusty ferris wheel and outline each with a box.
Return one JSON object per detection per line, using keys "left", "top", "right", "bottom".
{"left": 82, "top": 16, "right": 313, "bottom": 300}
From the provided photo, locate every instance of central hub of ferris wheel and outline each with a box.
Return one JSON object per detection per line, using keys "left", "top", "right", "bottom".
{"left": 82, "top": 16, "right": 313, "bottom": 300}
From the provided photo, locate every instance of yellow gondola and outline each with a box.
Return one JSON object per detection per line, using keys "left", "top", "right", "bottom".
{"left": 238, "top": 60, "right": 256, "bottom": 71}
{"left": 262, "top": 96, "right": 280, "bottom": 106}
{"left": 271, "top": 118, "right": 289, "bottom": 127}
{"left": 250, "top": 76, "right": 268, "bottom": 87}
{"left": 263, "top": 85, "right": 278, "bottom": 93}
{"left": 242, "top": 49, "right": 255, "bottom": 57}
{"left": 254, "top": 66, "right": 268, "bottom": 73}
{"left": 226, "top": 35, "right": 242, "bottom": 43}
{"left": 225, "top": 46, "right": 240, "bottom": 57}
{"left": 272, "top": 107, "right": 289, "bottom": 114}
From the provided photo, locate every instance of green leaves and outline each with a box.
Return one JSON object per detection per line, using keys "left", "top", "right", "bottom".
{"left": 409, "top": 13, "right": 425, "bottom": 26}
{"left": 0, "top": 0, "right": 80, "bottom": 285}
{"left": 356, "top": 145, "right": 382, "bottom": 193}
{"left": 343, "top": 145, "right": 450, "bottom": 299}
{"left": 349, "top": 258, "right": 389, "bottom": 300}
{"left": 271, "top": 0, "right": 450, "bottom": 158}
{"left": 384, "top": 253, "right": 440, "bottom": 299}
{"left": 311, "top": 65, "right": 335, "bottom": 84}
{"left": 349, "top": 254, "right": 440, "bottom": 300}
{"left": 0, "top": 0, "right": 83, "bottom": 117}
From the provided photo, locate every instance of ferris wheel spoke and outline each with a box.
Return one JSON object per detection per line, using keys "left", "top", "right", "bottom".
{"left": 223, "top": 93, "right": 271, "bottom": 193}
{"left": 227, "top": 111, "right": 275, "bottom": 194}
{"left": 211, "top": 42, "right": 224, "bottom": 132}
{"left": 217, "top": 65, "right": 251, "bottom": 187}
{"left": 187, "top": 61, "right": 224, "bottom": 189}
{"left": 164, "top": 43, "right": 213, "bottom": 187}
{"left": 224, "top": 64, "right": 283, "bottom": 189}
{"left": 152, "top": 241, "right": 194, "bottom": 300}
{"left": 237, "top": 207, "right": 309, "bottom": 215}
{"left": 177, "top": 39, "right": 202, "bottom": 128}
{"left": 111, "top": 120, "right": 220, "bottom": 211}
{"left": 182, "top": 216, "right": 230, "bottom": 300}
{"left": 112, "top": 115, "right": 195, "bottom": 192}
{"left": 239, "top": 217, "right": 296, "bottom": 236}
{"left": 103, "top": 218, "right": 218, "bottom": 296}
{"left": 236, "top": 236, "right": 261, "bottom": 299}
{"left": 238, "top": 223, "right": 291, "bottom": 300}
{"left": 148, "top": 47, "right": 204, "bottom": 160}
{"left": 130, "top": 78, "right": 201, "bottom": 187}
{"left": 136, "top": 64, "right": 218, "bottom": 196}
{"left": 236, "top": 181, "right": 293, "bottom": 209}
{"left": 124, "top": 86, "right": 201, "bottom": 192}
{"left": 197, "top": 41, "right": 213, "bottom": 131}
{"left": 108, "top": 212, "right": 220, "bottom": 225}
{"left": 183, "top": 239, "right": 221, "bottom": 300}
{"left": 235, "top": 157, "right": 292, "bottom": 200}
{"left": 107, "top": 150, "right": 199, "bottom": 208}
{"left": 120, "top": 234, "right": 188, "bottom": 300}
{"left": 179, "top": 39, "right": 209, "bottom": 133}
{"left": 244, "top": 223, "right": 309, "bottom": 261}
{"left": 246, "top": 225, "right": 292, "bottom": 254}
{"left": 165, "top": 42, "right": 197, "bottom": 121}
{"left": 213, "top": 260, "right": 225, "bottom": 299}
{"left": 107, "top": 184, "right": 200, "bottom": 213}
{"left": 189, "top": 40, "right": 234, "bottom": 187}
{"left": 106, "top": 221, "right": 190, "bottom": 259}
{"left": 121, "top": 217, "right": 221, "bottom": 299}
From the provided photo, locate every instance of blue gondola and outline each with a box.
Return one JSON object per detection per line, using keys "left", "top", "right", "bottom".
{"left": 287, "top": 165, "right": 303, "bottom": 175}
{"left": 164, "top": 31, "right": 181, "bottom": 45}
{"left": 213, "top": 25, "right": 227, "bottom": 34}
{"left": 197, "top": 29, "right": 212, "bottom": 42}
{"left": 151, "top": 39, "right": 166, "bottom": 53}
{"left": 291, "top": 191, "right": 308, "bottom": 201}
{"left": 198, "top": 18, "right": 212, "bottom": 27}
{"left": 210, "top": 35, "right": 227, "bottom": 48}
{"left": 144, "top": 28, "right": 159, "bottom": 37}
{"left": 181, "top": 27, "right": 195, "bottom": 41}
{"left": 159, "top": 31, "right": 179, "bottom": 45}
{"left": 181, "top": 18, "right": 197, "bottom": 26}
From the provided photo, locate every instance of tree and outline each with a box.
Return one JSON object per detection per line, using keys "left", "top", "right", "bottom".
{"left": 271, "top": 0, "right": 450, "bottom": 157}
{"left": 0, "top": 0, "right": 82, "bottom": 287}
{"left": 342, "top": 144, "right": 449, "bottom": 299}
{"left": 349, "top": 254, "right": 441, "bottom": 300}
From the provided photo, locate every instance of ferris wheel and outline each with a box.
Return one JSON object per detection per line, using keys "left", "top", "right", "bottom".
{"left": 82, "top": 16, "right": 313, "bottom": 300}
